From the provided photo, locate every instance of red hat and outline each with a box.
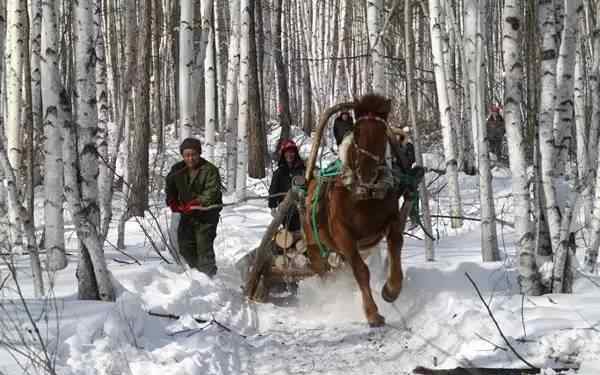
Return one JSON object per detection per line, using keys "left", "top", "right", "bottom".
{"left": 279, "top": 139, "right": 298, "bottom": 154}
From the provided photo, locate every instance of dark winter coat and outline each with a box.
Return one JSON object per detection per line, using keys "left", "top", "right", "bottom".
{"left": 268, "top": 154, "right": 305, "bottom": 231}
{"left": 165, "top": 159, "right": 223, "bottom": 224}
{"left": 333, "top": 115, "right": 353, "bottom": 146}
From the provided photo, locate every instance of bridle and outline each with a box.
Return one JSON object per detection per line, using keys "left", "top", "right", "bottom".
{"left": 350, "top": 113, "right": 390, "bottom": 199}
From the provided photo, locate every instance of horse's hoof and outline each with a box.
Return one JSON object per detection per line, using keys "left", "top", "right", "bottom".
{"left": 368, "top": 314, "right": 386, "bottom": 327}
{"left": 381, "top": 283, "right": 400, "bottom": 303}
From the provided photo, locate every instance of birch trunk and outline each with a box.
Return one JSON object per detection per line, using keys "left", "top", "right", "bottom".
{"left": 41, "top": 0, "right": 67, "bottom": 271}
{"left": 469, "top": 0, "right": 499, "bottom": 261}
{"left": 204, "top": 19, "right": 217, "bottom": 163}
{"left": 74, "top": 0, "right": 113, "bottom": 301}
{"left": 585, "top": 2, "right": 600, "bottom": 272}
{"left": 367, "top": 0, "right": 384, "bottom": 93}
{"left": 537, "top": 0, "right": 562, "bottom": 257}
{"left": 236, "top": 0, "right": 250, "bottom": 199}
{"left": 553, "top": 0, "right": 581, "bottom": 173}
{"left": 30, "top": 0, "right": 42, "bottom": 184}
{"left": 405, "top": 0, "right": 434, "bottom": 261}
{"left": 96, "top": 0, "right": 111, "bottom": 243}
{"left": 224, "top": 0, "right": 240, "bottom": 191}
{"left": 429, "top": 0, "right": 463, "bottom": 228}
{"left": 574, "top": 34, "right": 592, "bottom": 223}
{"left": 504, "top": 0, "right": 543, "bottom": 295}
{"left": 588, "top": 1, "right": 600, "bottom": 172}
{"left": 5, "top": 0, "right": 25, "bottom": 254}
{"left": 179, "top": 0, "right": 194, "bottom": 140}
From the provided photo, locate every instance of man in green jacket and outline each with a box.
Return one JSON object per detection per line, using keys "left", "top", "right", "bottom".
{"left": 166, "top": 138, "right": 223, "bottom": 277}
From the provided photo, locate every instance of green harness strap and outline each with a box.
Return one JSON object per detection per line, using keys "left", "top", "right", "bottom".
{"left": 310, "top": 160, "right": 342, "bottom": 258}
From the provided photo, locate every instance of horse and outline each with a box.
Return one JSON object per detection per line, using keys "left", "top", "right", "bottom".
{"left": 301, "top": 94, "right": 414, "bottom": 327}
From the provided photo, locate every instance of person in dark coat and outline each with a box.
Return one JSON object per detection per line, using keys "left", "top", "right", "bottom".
{"left": 333, "top": 111, "right": 354, "bottom": 146}
{"left": 487, "top": 105, "right": 505, "bottom": 161}
{"left": 268, "top": 139, "right": 305, "bottom": 231}
{"left": 165, "top": 138, "right": 223, "bottom": 276}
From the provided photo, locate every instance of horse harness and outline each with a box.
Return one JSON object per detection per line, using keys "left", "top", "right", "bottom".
{"left": 350, "top": 114, "right": 395, "bottom": 200}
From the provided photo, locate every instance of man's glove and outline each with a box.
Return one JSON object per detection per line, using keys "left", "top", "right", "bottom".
{"left": 167, "top": 199, "right": 181, "bottom": 213}
{"left": 180, "top": 199, "right": 202, "bottom": 214}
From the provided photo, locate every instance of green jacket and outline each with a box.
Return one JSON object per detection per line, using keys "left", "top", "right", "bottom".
{"left": 166, "top": 159, "right": 223, "bottom": 223}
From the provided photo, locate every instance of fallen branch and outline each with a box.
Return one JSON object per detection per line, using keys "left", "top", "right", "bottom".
{"left": 465, "top": 272, "right": 536, "bottom": 369}
{"left": 430, "top": 215, "right": 514, "bottom": 229}
{"left": 147, "top": 311, "right": 247, "bottom": 338}
{"left": 413, "top": 366, "right": 566, "bottom": 375}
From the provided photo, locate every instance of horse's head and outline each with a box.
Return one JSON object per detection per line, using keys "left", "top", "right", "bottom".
{"left": 348, "top": 94, "right": 392, "bottom": 199}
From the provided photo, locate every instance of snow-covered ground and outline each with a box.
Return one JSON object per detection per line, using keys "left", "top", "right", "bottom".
{"left": 2, "top": 157, "right": 600, "bottom": 374}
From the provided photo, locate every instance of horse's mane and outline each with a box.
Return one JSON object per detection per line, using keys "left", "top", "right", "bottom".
{"left": 353, "top": 94, "right": 392, "bottom": 120}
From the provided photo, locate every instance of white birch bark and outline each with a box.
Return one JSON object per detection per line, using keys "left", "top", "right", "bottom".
{"left": 204, "top": 23, "right": 217, "bottom": 163}
{"left": 553, "top": 0, "right": 581, "bottom": 172}
{"left": 225, "top": 0, "right": 240, "bottom": 191}
{"left": 574, "top": 35, "right": 592, "bottom": 223}
{"left": 538, "top": 0, "right": 562, "bottom": 257}
{"left": 96, "top": 0, "right": 111, "bottom": 242}
{"left": 405, "top": 0, "right": 434, "bottom": 260}
{"left": 0, "top": 138, "right": 44, "bottom": 296}
{"left": 30, "top": 0, "right": 42, "bottom": 151}
{"left": 41, "top": 0, "right": 67, "bottom": 271}
{"left": 588, "top": 1, "right": 600, "bottom": 172}
{"left": 429, "top": 0, "right": 463, "bottom": 228}
{"left": 179, "top": 0, "right": 194, "bottom": 140}
{"left": 467, "top": 0, "right": 499, "bottom": 261}
{"left": 367, "top": 0, "right": 385, "bottom": 93}
{"left": 74, "top": 0, "right": 113, "bottom": 301}
{"left": 504, "top": 0, "right": 543, "bottom": 295}
{"left": 585, "top": 2, "right": 600, "bottom": 272}
{"left": 5, "top": 0, "right": 25, "bottom": 254}
{"left": 463, "top": 0, "right": 479, "bottom": 168}
{"left": 236, "top": 0, "right": 250, "bottom": 199}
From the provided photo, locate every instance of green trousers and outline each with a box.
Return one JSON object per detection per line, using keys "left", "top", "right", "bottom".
{"left": 177, "top": 216, "right": 218, "bottom": 277}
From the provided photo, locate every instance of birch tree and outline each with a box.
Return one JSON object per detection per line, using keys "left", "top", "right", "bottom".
{"left": 74, "top": 0, "right": 113, "bottom": 300}
{"left": 224, "top": 0, "right": 241, "bottom": 191}
{"left": 204, "top": 21, "right": 217, "bottom": 163}
{"left": 179, "top": 0, "right": 194, "bottom": 140}
{"left": 236, "top": 0, "right": 250, "bottom": 199}
{"left": 41, "top": 0, "right": 67, "bottom": 271}
{"left": 553, "top": 0, "right": 581, "bottom": 172}
{"left": 503, "top": 0, "right": 543, "bottom": 294}
{"left": 464, "top": 0, "right": 499, "bottom": 261}
{"left": 96, "top": 0, "right": 112, "bottom": 241}
{"left": 428, "top": 0, "right": 463, "bottom": 228}
{"left": 405, "top": 0, "right": 434, "bottom": 261}
{"left": 5, "top": 0, "right": 25, "bottom": 254}
{"left": 537, "top": 0, "right": 562, "bottom": 259}
{"left": 368, "top": 0, "right": 385, "bottom": 93}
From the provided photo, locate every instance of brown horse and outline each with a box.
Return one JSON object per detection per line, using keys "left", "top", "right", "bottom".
{"left": 301, "top": 94, "right": 413, "bottom": 327}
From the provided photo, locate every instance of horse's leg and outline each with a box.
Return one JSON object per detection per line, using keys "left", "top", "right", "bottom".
{"left": 348, "top": 249, "right": 385, "bottom": 327}
{"left": 382, "top": 199, "right": 412, "bottom": 303}
{"left": 334, "top": 229, "right": 384, "bottom": 327}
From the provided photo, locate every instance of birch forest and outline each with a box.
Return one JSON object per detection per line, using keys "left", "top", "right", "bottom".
{"left": 1, "top": 0, "right": 600, "bottom": 304}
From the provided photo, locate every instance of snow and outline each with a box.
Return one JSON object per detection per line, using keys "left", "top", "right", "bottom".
{"left": 2, "top": 149, "right": 600, "bottom": 374}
